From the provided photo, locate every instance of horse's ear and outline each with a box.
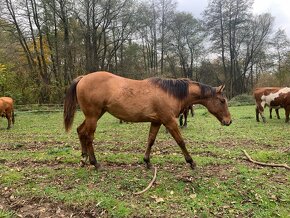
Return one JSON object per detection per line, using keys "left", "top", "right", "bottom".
{"left": 217, "top": 84, "right": 225, "bottom": 93}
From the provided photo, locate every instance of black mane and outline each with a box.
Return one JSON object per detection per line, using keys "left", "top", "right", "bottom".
{"left": 149, "top": 77, "right": 216, "bottom": 100}
{"left": 149, "top": 77, "right": 190, "bottom": 100}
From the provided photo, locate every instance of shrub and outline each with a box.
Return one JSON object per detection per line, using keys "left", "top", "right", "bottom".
{"left": 229, "top": 94, "right": 255, "bottom": 106}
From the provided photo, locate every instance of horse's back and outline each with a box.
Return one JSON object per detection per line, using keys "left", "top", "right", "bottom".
{"left": 0, "top": 97, "right": 14, "bottom": 110}
{"left": 76, "top": 71, "right": 141, "bottom": 103}
{"left": 77, "top": 71, "right": 150, "bottom": 112}
{"left": 75, "top": 71, "right": 179, "bottom": 122}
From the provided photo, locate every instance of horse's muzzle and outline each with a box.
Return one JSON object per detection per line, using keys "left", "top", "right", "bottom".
{"left": 222, "top": 120, "right": 232, "bottom": 126}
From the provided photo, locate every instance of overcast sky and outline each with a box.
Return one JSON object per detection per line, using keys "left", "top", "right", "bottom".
{"left": 177, "top": 0, "right": 290, "bottom": 37}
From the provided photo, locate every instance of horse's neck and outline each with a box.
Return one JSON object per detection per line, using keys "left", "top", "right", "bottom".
{"left": 187, "top": 84, "right": 214, "bottom": 106}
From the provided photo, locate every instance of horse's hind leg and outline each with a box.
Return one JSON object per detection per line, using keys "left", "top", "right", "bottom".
{"left": 183, "top": 109, "right": 189, "bottom": 128}
{"left": 143, "top": 122, "right": 161, "bottom": 169}
{"left": 190, "top": 106, "right": 194, "bottom": 117}
{"left": 77, "top": 117, "right": 100, "bottom": 169}
{"left": 165, "top": 119, "right": 195, "bottom": 170}
{"left": 77, "top": 121, "right": 88, "bottom": 166}
{"left": 12, "top": 109, "right": 15, "bottom": 124}
{"left": 179, "top": 114, "right": 184, "bottom": 127}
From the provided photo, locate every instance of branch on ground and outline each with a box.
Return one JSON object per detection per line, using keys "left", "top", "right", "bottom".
{"left": 134, "top": 167, "right": 157, "bottom": 195}
{"left": 243, "top": 150, "right": 290, "bottom": 170}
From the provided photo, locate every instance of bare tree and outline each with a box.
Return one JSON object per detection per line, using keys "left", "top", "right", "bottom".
{"left": 74, "top": 0, "right": 133, "bottom": 73}
{"left": 203, "top": 0, "right": 273, "bottom": 97}
{"left": 240, "top": 13, "right": 273, "bottom": 92}
{"left": 270, "top": 29, "right": 290, "bottom": 85}
{"left": 168, "top": 12, "right": 204, "bottom": 78}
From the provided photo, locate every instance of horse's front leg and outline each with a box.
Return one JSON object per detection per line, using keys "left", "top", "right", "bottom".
{"left": 143, "top": 122, "right": 161, "bottom": 169}
{"left": 165, "top": 119, "right": 196, "bottom": 170}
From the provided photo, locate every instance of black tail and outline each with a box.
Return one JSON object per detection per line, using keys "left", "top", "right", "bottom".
{"left": 12, "top": 109, "right": 15, "bottom": 124}
{"left": 63, "top": 76, "right": 83, "bottom": 132}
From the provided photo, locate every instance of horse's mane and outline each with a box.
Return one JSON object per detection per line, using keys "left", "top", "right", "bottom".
{"left": 149, "top": 77, "right": 190, "bottom": 100}
{"left": 198, "top": 82, "right": 216, "bottom": 98}
{"left": 149, "top": 77, "right": 216, "bottom": 100}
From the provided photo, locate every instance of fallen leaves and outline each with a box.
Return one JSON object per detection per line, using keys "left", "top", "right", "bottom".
{"left": 151, "top": 195, "right": 165, "bottom": 203}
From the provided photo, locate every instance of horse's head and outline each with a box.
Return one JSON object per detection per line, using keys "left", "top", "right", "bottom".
{"left": 204, "top": 85, "right": 232, "bottom": 126}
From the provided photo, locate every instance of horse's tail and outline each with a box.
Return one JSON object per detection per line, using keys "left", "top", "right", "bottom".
{"left": 64, "top": 76, "right": 83, "bottom": 132}
{"left": 12, "top": 108, "right": 15, "bottom": 124}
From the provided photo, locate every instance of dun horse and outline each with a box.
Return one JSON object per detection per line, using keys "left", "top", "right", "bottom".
{"left": 0, "top": 97, "right": 15, "bottom": 129}
{"left": 64, "top": 71, "right": 232, "bottom": 170}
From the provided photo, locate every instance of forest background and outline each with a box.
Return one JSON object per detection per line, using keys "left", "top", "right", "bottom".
{"left": 0, "top": 0, "right": 290, "bottom": 104}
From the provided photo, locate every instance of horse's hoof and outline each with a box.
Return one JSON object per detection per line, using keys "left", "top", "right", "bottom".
{"left": 80, "top": 160, "right": 86, "bottom": 167}
{"left": 95, "top": 163, "right": 101, "bottom": 169}
{"left": 189, "top": 161, "right": 196, "bottom": 170}
{"left": 145, "top": 162, "right": 152, "bottom": 169}
{"left": 143, "top": 157, "right": 152, "bottom": 169}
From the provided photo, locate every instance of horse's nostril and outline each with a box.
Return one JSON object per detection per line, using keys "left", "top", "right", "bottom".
{"left": 222, "top": 120, "right": 232, "bottom": 126}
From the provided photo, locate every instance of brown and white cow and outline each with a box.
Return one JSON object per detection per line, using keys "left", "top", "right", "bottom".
{"left": 253, "top": 87, "right": 290, "bottom": 123}
{"left": 269, "top": 108, "right": 280, "bottom": 119}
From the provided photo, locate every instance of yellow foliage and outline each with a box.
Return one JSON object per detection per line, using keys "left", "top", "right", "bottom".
{"left": 26, "top": 36, "right": 52, "bottom": 64}
{"left": 0, "top": 63, "right": 7, "bottom": 73}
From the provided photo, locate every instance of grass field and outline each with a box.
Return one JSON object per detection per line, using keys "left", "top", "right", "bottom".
{"left": 0, "top": 105, "right": 289, "bottom": 217}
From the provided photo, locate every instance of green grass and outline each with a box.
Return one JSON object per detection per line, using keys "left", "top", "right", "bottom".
{"left": 0, "top": 209, "right": 15, "bottom": 218}
{"left": 0, "top": 105, "right": 289, "bottom": 217}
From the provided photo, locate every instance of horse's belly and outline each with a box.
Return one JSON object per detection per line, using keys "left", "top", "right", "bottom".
{"left": 107, "top": 104, "right": 158, "bottom": 122}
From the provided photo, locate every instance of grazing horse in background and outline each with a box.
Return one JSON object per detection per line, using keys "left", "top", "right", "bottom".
{"left": 254, "top": 87, "right": 290, "bottom": 123}
{"left": 179, "top": 104, "right": 195, "bottom": 128}
{"left": 0, "top": 97, "right": 15, "bottom": 129}
{"left": 64, "top": 71, "right": 232, "bottom": 170}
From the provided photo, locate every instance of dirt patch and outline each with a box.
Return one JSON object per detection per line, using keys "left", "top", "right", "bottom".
{"left": 93, "top": 140, "right": 145, "bottom": 154}
{"left": 0, "top": 189, "right": 106, "bottom": 218}
{"left": 0, "top": 140, "right": 75, "bottom": 152}
{"left": 213, "top": 138, "right": 289, "bottom": 151}
{"left": 174, "top": 164, "right": 236, "bottom": 183}
{"left": 3, "top": 158, "right": 79, "bottom": 171}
